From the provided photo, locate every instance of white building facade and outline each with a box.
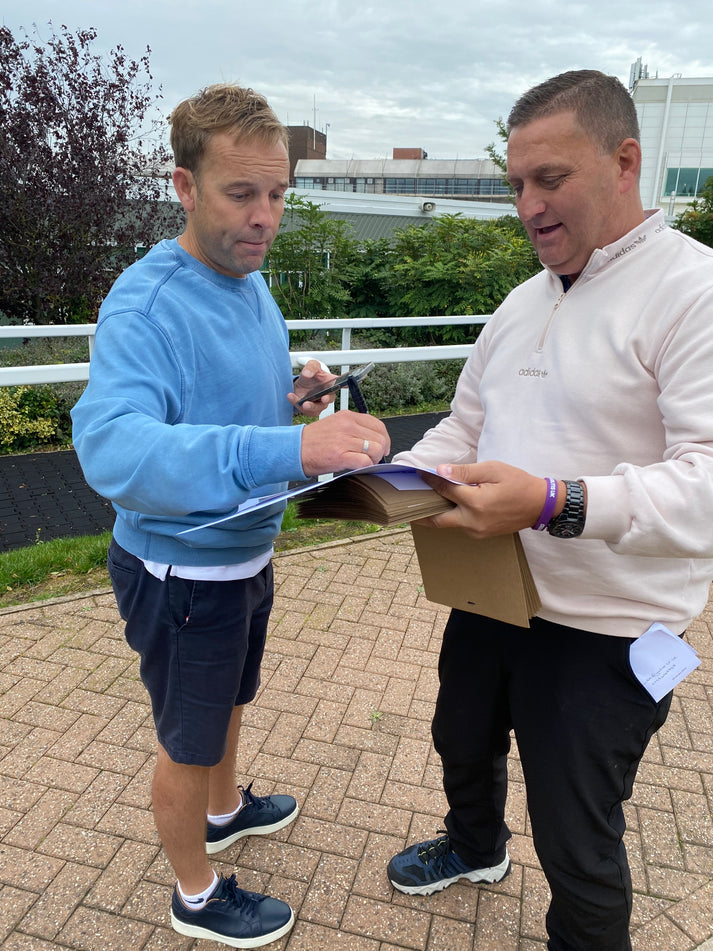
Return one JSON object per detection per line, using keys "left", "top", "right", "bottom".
{"left": 631, "top": 74, "right": 713, "bottom": 216}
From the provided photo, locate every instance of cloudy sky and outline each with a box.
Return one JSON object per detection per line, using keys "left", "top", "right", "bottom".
{"left": 3, "top": 0, "right": 713, "bottom": 160}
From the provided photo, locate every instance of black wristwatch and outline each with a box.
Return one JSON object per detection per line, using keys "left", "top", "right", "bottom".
{"left": 547, "top": 480, "right": 586, "bottom": 538}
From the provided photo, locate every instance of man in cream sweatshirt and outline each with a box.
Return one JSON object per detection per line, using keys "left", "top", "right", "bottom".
{"left": 387, "top": 70, "right": 713, "bottom": 951}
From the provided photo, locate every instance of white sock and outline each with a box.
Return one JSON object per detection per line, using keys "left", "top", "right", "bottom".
{"left": 207, "top": 790, "right": 245, "bottom": 827}
{"left": 178, "top": 871, "right": 219, "bottom": 910}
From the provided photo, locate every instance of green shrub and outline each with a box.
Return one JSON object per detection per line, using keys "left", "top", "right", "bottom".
{"left": 0, "top": 385, "right": 71, "bottom": 453}
{"left": 0, "top": 335, "right": 86, "bottom": 452}
{"left": 360, "top": 359, "right": 465, "bottom": 415}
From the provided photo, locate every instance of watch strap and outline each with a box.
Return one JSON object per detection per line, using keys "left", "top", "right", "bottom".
{"left": 547, "top": 480, "right": 586, "bottom": 538}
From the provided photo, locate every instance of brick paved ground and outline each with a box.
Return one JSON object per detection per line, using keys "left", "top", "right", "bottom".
{"left": 1, "top": 529, "right": 711, "bottom": 950}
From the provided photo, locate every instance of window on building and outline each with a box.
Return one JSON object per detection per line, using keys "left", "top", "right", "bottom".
{"left": 296, "top": 172, "right": 507, "bottom": 197}
{"left": 450, "top": 179, "right": 478, "bottom": 195}
{"left": 323, "top": 177, "right": 352, "bottom": 191}
{"left": 384, "top": 178, "right": 417, "bottom": 194}
{"left": 663, "top": 167, "right": 713, "bottom": 197}
{"left": 295, "top": 177, "right": 325, "bottom": 190}
{"left": 354, "top": 178, "right": 378, "bottom": 193}
{"left": 416, "top": 178, "right": 446, "bottom": 194}
{"left": 477, "top": 178, "right": 510, "bottom": 196}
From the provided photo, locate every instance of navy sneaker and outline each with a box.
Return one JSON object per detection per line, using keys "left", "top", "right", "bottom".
{"left": 171, "top": 873, "right": 294, "bottom": 948}
{"left": 388, "top": 833, "right": 511, "bottom": 895}
{"left": 206, "top": 781, "right": 299, "bottom": 855}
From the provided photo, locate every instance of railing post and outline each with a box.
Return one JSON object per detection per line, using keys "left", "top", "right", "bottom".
{"left": 340, "top": 327, "right": 352, "bottom": 411}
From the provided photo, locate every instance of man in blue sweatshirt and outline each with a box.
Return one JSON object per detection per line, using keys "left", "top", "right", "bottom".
{"left": 71, "top": 83, "right": 389, "bottom": 948}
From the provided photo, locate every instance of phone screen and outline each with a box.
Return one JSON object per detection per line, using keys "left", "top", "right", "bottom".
{"left": 295, "top": 363, "right": 374, "bottom": 406}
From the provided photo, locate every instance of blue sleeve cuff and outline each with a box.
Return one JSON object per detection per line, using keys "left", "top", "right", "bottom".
{"left": 239, "top": 424, "right": 306, "bottom": 487}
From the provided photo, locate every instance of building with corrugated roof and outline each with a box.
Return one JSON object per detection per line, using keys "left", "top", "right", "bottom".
{"left": 282, "top": 188, "right": 516, "bottom": 242}
{"left": 294, "top": 149, "right": 508, "bottom": 201}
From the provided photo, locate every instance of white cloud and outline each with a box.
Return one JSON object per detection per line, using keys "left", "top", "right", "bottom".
{"left": 3, "top": 0, "right": 713, "bottom": 159}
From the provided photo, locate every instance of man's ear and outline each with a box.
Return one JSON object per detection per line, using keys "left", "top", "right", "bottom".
{"left": 617, "top": 138, "right": 642, "bottom": 193}
{"left": 172, "top": 167, "right": 198, "bottom": 212}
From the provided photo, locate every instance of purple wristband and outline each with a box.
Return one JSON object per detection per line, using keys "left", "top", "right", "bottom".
{"left": 531, "top": 477, "right": 558, "bottom": 531}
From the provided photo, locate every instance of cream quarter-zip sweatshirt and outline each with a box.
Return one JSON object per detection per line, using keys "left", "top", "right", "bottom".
{"left": 396, "top": 211, "right": 713, "bottom": 637}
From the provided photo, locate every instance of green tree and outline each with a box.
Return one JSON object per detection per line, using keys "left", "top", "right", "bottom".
{"left": 484, "top": 117, "right": 510, "bottom": 179}
{"left": 265, "top": 188, "right": 540, "bottom": 346}
{"left": 385, "top": 215, "right": 540, "bottom": 342}
{"left": 0, "top": 23, "right": 175, "bottom": 325}
{"left": 485, "top": 116, "right": 514, "bottom": 201}
{"left": 346, "top": 238, "right": 395, "bottom": 320}
{"left": 266, "top": 193, "right": 359, "bottom": 320}
{"left": 673, "top": 177, "right": 713, "bottom": 248}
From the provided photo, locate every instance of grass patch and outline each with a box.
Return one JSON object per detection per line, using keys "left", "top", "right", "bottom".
{"left": 0, "top": 503, "right": 397, "bottom": 609}
{"left": 0, "top": 531, "right": 114, "bottom": 607}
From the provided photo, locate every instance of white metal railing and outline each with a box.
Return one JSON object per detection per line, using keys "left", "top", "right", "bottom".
{"left": 0, "top": 316, "right": 489, "bottom": 408}
{"left": 0, "top": 324, "right": 96, "bottom": 386}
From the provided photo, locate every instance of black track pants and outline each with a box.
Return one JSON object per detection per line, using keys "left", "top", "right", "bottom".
{"left": 432, "top": 610, "right": 672, "bottom": 951}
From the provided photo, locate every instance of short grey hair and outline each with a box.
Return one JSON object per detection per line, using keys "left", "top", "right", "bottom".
{"left": 507, "top": 70, "right": 640, "bottom": 153}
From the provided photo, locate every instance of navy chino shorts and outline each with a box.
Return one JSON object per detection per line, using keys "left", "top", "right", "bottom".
{"left": 107, "top": 539, "right": 274, "bottom": 766}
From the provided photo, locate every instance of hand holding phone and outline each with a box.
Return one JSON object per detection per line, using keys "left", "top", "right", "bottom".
{"left": 294, "top": 362, "right": 375, "bottom": 408}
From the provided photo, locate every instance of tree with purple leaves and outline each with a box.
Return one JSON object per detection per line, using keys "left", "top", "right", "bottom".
{"left": 0, "top": 23, "right": 178, "bottom": 325}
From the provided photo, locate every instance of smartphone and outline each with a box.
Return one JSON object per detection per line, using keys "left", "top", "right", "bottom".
{"left": 295, "top": 362, "right": 375, "bottom": 407}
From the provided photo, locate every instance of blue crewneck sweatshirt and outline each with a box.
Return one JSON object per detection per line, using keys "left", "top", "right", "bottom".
{"left": 71, "top": 238, "right": 306, "bottom": 565}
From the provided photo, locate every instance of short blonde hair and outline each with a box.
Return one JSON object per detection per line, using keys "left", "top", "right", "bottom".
{"left": 169, "top": 83, "right": 288, "bottom": 172}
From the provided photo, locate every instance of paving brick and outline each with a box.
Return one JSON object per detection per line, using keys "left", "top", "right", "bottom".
{"left": 25, "top": 757, "right": 100, "bottom": 803}
{"left": 342, "top": 894, "right": 431, "bottom": 949}
{"left": 285, "top": 920, "right": 379, "bottom": 950}
{"left": 631, "top": 914, "right": 697, "bottom": 951}
{"left": 302, "top": 698, "right": 347, "bottom": 743}
{"left": 300, "top": 766, "right": 353, "bottom": 821}
{"left": 0, "top": 884, "right": 37, "bottom": 943}
{"left": 0, "top": 843, "right": 64, "bottom": 891}
{"left": 337, "top": 797, "right": 412, "bottom": 838}
{"left": 667, "top": 881, "right": 713, "bottom": 944}
{"left": 85, "top": 840, "right": 160, "bottom": 913}
{"left": 18, "top": 861, "right": 100, "bottom": 940}
{"left": 346, "top": 750, "right": 392, "bottom": 801}
{"left": 288, "top": 815, "right": 369, "bottom": 861}
{"left": 0, "top": 532, "right": 711, "bottom": 951}
{"left": 3, "top": 787, "right": 78, "bottom": 850}
{"left": 352, "top": 831, "right": 408, "bottom": 902}
{"left": 96, "top": 803, "right": 159, "bottom": 845}
{"left": 427, "top": 914, "right": 476, "bottom": 950}
{"left": 57, "top": 904, "right": 154, "bottom": 949}
{"left": 299, "top": 852, "right": 358, "bottom": 926}
{"left": 36, "top": 822, "right": 123, "bottom": 868}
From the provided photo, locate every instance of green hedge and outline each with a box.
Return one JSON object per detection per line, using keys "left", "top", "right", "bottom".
{"left": 0, "top": 385, "right": 72, "bottom": 453}
{"left": 0, "top": 336, "right": 85, "bottom": 453}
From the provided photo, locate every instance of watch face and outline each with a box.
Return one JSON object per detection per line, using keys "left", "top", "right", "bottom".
{"left": 547, "top": 480, "right": 585, "bottom": 538}
{"left": 550, "top": 521, "right": 580, "bottom": 538}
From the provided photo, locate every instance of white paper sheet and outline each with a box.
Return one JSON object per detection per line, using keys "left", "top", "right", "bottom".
{"left": 178, "top": 462, "right": 453, "bottom": 536}
{"left": 629, "top": 622, "right": 701, "bottom": 702}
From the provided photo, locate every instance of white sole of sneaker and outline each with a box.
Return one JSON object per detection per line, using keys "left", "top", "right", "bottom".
{"left": 171, "top": 907, "right": 295, "bottom": 948}
{"left": 205, "top": 803, "right": 300, "bottom": 854}
{"left": 390, "top": 853, "right": 511, "bottom": 896}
